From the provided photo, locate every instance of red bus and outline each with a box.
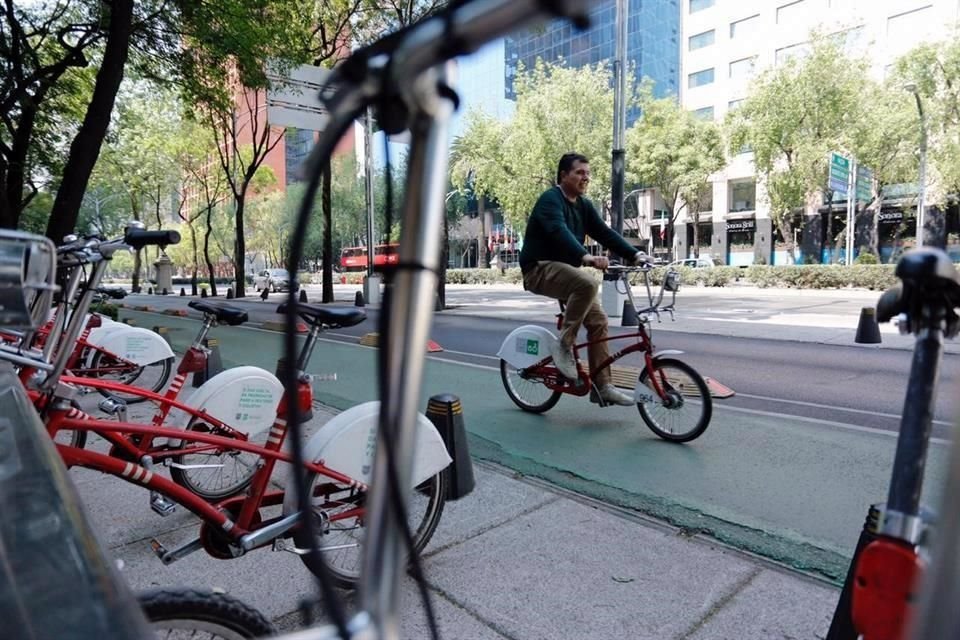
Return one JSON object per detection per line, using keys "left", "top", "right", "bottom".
{"left": 339, "top": 243, "right": 400, "bottom": 272}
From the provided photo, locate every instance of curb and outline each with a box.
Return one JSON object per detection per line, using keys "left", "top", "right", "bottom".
{"left": 261, "top": 320, "right": 308, "bottom": 333}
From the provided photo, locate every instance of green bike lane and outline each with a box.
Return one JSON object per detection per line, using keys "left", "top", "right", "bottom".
{"left": 128, "top": 309, "right": 950, "bottom": 583}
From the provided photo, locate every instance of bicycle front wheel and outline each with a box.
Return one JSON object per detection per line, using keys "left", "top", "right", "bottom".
{"left": 90, "top": 349, "right": 173, "bottom": 404}
{"left": 293, "top": 467, "right": 447, "bottom": 589}
{"left": 637, "top": 358, "right": 712, "bottom": 443}
{"left": 500, "top": 359, "right": 562, "bottom": 413}
{"left": 138, "top": 587, "right": 275, "bottom": 639}
{"left": 170, "top": 417, "right": 267, "bottom": 501}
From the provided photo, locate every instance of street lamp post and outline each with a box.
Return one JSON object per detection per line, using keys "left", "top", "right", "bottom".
{"left": 905, "top": 82, "right": 927, "bottom": 247}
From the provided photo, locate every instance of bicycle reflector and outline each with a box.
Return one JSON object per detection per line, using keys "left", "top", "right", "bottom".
{"left": 852, "top": 538, "right": 925, "bottom": 640}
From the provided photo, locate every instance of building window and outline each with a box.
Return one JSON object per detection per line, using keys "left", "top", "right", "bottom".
{"left": 690, "top": 0, "right": 714, "bottom": 12}
{"left": 688, "top": 68, "right": 715, "bottom": 88}
{"left": 776, "top": 0, "right": 808, "bottom": 24}
{"left": 688, "top": 30, "right": 715, "bottom": 51}
{"left": 729, "top": 56, "right": 756, "bottom": 80}
{"left": 729, "top": 180, "right": 757, "bottom": 212}
{"left": 730, "top": 14, "right": 760, "bottom": 39}
{"left": 692, "top": 106, "right": 715, "bottom": 120}
{"left": 776, "top": 42, "right": 811, "bottom": 65}
{"left": 728, "top": 99, "right": 745, "bottom": 111}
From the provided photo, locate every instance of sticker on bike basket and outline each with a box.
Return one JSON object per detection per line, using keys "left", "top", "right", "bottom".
{"left": 122, "top": 334, "right": 152, "bottom": 359}
{"left": 517, "top": 337, "right": 539, "bottom": 355}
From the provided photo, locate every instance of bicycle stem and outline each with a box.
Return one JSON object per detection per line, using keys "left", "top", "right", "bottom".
{"left": 882, "top": 308, "right": 946, "bottom": 543}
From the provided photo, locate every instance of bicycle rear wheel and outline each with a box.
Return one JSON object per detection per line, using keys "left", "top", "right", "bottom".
{"left": 89, "top": 349, "right": 173, "bottom": 404}
{"left": 500, "top": 359, "right": 562, "bottom": 413}
{"left": 294, "top": 467, "right": 447, "bottom": 589}
{"left": 637, "top": 358, "right": 712, "bottom": 443}
{"left": 138, "top": 587, "right": 275, "bottom": 639}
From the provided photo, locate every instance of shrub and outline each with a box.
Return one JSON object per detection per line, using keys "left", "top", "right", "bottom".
{"left": 741, "top": 264, "right": 896, "bottom": 290}
{"left": 855, "top": 253, "right": 879, "bottom": 265}
{"left": 90, "top": 302, "right": 119, "bottom": 320}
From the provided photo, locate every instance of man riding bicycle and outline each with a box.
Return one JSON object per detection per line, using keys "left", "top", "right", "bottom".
{"left": 519, "top": 152, "right": 652, "bottom": 407}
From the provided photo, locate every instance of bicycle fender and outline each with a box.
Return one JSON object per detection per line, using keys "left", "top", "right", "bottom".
{"left": 173, "top": 366, "right": 283, "bottom": 437}
{"left": 635, "top": 352, "right": 685, "bottom": 404}
{"left": 280, "top": 401, "right": 453, "bottom": 516}
{"left": 651, "top": 349, "right": 683, "bottom": 359}
{"left": 84, "top": 326, "right": 174, "bottom": 367}
{"left": 497, "top": 325, "right": 558, "bottom": 369}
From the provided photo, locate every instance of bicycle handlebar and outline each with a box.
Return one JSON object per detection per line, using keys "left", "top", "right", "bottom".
{"left": 124, "top": 228, "right": 180, "bottom": 250}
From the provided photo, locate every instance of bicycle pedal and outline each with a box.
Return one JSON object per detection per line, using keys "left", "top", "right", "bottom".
{"left": 272, "top": 538, "right": 309, "bottom": 555}
{"left": 150, "top": 494, "right": 177, "bottom": 516}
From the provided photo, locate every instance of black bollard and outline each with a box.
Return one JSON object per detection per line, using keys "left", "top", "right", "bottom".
{"left": 854, "top": 307, "right": 882, "bottom": 344}
{"left": 299, "top": 289, "right": 308, "bottom": 303}
{"left": 161, "top": 288, "right": 168, "bottom": 296}
{"left": 200, "top": 288, "right": 208, "bottom": 298}
{"left": 148, "top": 287, "right": 153, "bottom": 295}
{"left": 260, "top": 288, "right": 269, "bottom": 301}
{"left": 226, "top": 287, "right": 234, "bottom": 299}
{"left": 621, "top": 300, "right": 639, "bottom": 327}
{"left": 424, "top": 394, "right": 475, "bottom": 500}
{"left": 180, "top": 287, "right": 186, "bottom": 296}
{"left": 354, "top": 291, "right": 365, "bottom": 307}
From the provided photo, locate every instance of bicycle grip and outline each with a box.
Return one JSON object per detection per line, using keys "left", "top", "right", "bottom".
{"left": 876, "top": 284, "right": 903, "bottom": 323}
{"left": 124, "top": 229, "right": 181, "bottom": 249}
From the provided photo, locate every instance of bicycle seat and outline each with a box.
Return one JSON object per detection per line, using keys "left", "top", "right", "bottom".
{"left": 276, "top": 302, "right": 366, "bottom": 328}
{"left": 187, "top": 300, "right": 249, "bottom": 325}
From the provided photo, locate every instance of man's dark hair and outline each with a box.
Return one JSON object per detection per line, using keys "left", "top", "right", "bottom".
{"left": 556, "top": 153, "right": 589, "bottom": 184}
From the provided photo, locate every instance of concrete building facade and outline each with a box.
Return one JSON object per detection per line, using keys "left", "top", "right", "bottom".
{"left": 677, "top": 0, "right": 960, "bottom": 265}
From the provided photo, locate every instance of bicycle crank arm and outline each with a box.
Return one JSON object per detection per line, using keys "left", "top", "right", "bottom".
{"left": 149, "top": 537, "right": 203, "bottom": 565}
{"left": 241, "top": 512, "right": 301, "bottom": 551}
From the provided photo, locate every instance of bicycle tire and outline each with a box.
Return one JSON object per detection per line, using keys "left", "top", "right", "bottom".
{"left": 138, "top": 587, "right": 275, "bottom": 639}
{"left": 89, "top": 349, "right": 173, "bottom": 405}
{"left": 500, "top": 359, "right": 562, "bottom": 413}
{"left": 637, "top": 358, "right": 712, "bottom": 443}
{"left": 170, "top": 417, "right": 265, "bottom": 501}
{"left": 293, "top": 466, "right": 448, "bottom": 589}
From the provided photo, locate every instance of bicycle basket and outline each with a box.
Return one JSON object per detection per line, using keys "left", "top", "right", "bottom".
{"left": 0, "top": 230, "right": 57, "bottom": 329}
{"left": 664, "top": 269, "right": 681, "bottom": 293}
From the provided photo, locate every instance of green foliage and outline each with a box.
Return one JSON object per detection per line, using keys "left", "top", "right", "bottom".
{"left": 450, "top": 61, "right": 616, "bottom": 232}
{"left": 90, "top": 302, "right": 120, "bottom": 321}
{"left": 626, "top": 83, "right": 725, "bottom": 230}
{"left": 854, "top": 252, "right": 879, "bottom": 265}
{"left": 744, "top": 264, "right": 897, "bottom": 290}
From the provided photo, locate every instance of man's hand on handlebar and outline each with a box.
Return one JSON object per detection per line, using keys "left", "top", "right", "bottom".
{"left": 632, "top": 252, "right": 655, "bottom": 266}
{"left": 582, "top": 254, "right": 609, "bottom": 270}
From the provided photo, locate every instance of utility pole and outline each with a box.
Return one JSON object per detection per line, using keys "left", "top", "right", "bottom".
{"left": 602, "top": 0, "right": 629, "bottom": 319}
{"left": 363, "top": 107, "right": 381, "bottom": 304}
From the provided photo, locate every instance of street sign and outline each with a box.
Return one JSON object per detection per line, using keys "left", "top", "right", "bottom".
{"left": 829, "top": 153, "right": 849, "bottom": 194}
{"left": 266, "top": 62, "right": 332, "bottom": 131}
{"left": 855, "top": 165, "right": 873, "bottom": 202}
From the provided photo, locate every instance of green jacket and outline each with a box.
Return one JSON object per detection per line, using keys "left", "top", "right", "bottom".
{"left": 519, "top": 186, "right": 638, "bottom": 273}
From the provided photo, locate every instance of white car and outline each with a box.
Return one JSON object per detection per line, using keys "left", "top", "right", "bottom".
{"left": 254, "top": 268, "right": 295, "bottom": 292}
{"left": 667, "top": 257, "right": 715, "bottom": 269}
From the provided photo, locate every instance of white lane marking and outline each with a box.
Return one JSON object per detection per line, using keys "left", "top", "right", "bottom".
{"left": 715, "top": 403, "right": 951, "bottom": 445}
{"left": 734, "top": 392, "right": 955, "bottom": 427}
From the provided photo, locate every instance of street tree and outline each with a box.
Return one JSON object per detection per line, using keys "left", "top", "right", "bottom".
{"left": 626, "top": 84, "right": 724, "bottom": 259}
{"left": 893, "top": 38, "right": 960, "bottom": 244}
{"left": 451, "top": 61, "right": 616, "bottom": 233}
{"left": 727, "top": 35, "right": 869, "bottom": 263}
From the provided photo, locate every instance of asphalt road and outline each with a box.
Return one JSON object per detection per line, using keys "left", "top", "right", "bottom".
{"left": 125, "top": 291, "right": 960, "bottom": 438}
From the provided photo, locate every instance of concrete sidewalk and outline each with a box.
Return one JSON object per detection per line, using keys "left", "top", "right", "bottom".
{"left": 72, "top": 398, "right": 839, "bottom": 639}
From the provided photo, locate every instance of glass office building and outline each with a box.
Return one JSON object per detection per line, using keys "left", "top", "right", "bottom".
{"left": 504, "top": 0, "right": 679, "bottom": 125}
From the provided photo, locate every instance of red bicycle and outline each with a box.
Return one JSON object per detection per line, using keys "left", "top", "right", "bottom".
{"left": 497, "top": 264, "right": 714, "bottom": 443}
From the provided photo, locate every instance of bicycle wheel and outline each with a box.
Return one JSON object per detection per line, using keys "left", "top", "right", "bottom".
{"left": 138, "top": 587, "right": 275, "bottom": 639}
{"left": 170, "top": 417, "right": 267, "bottom": 501}
{"left": 89, "top": 348, "right": 173, "bottom": 404}
{"left": 500, "top": 359, "right": 562, "bottom": 413}
{"left": 637, "top": 358, "right": 712, "bottom": 443}
{"left": 293, "top": 467, "right": 447, "bottom": 589}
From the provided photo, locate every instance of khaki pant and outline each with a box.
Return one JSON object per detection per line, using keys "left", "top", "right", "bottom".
{"left": 523, "top": 261, "right": 611, "bottom": 386}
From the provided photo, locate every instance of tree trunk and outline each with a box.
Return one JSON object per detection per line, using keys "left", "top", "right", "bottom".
{"left": 233, "top": 194, "right": 247, "bottom": 297}
{"left": 204, "top": 206, "right": 218, "bottom": 296}
{"left": 321, "top": 158, "right": 333, "bottom": 303}
{"left": 692, "top": 210, "right": 700, "bottom": 258}
{"left": 478, "top": 197, "right": 488, "bottom": 268}
{"left": 46, "top": 0, "right": 134, "bottom": 244}
{"left": 189, "top": 221, "right": 199, "bottom": 295}
{"left": 436, "top": 215, "right": 448, "bottom": 311}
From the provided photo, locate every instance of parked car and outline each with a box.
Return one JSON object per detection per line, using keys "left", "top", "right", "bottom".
{"left": 667, "top": 257, "right": 716, "bottom": 269}
{"left": 254, "top": 268, "right": 297, "bottom": 292}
